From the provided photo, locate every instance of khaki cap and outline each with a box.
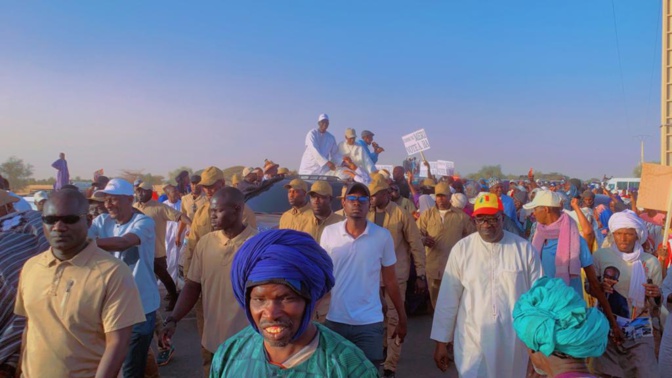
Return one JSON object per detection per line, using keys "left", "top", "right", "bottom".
{"left": 0, "top": 190, "right": 19, "bottom": 207}
{"left": 308, "top": 181, "right": 333, "bottom": 197}
{"left": 284, "top": 178, "right": 308, "bottom": 192}
{"left": 435, "top": 182, "right": 452, "bottom": 196}
{"left": 138, "top": 182, "right": 153, "bottom": 191}
{"left": 231, "top": 173, "right": 241, "bottom": 186}
{"left": 345, "top": 128, "right": 357, "bottom": 138}
{"left": 200, "top": 166, "right": 224, "bottom": 186}
{"left": 421, "top": 178, "right": 436, "bottom": 188}
{"left": 278, "top": 167, "right": 289, "bottom": 175}
{"left": 368, "top": 177, "right": 390, "bottom": 196}
{"left": 337, "top": 185, "right": 348, "bottom": 199}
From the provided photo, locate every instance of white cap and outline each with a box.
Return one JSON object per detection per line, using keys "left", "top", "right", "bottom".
{"left": 345, "top": 128, "right": 356, "bottom": 138}
{"left": 523, "top": 190, "right": 562, "bottom": 210}
{"left": 93, "top": 178, "right": 134, "bottom": 198}
{"left": 318, "top": 113, "right": 329, "bottom": 122}
{"left": 33, "top": 191, "right": 49, "bottom": 203}
{"left": 242, "top": 167, "right": 255, "bottom": 177}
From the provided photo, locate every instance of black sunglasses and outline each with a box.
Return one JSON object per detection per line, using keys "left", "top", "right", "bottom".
{"left": 42, "top": 214, "right": 86, "bottom": 225}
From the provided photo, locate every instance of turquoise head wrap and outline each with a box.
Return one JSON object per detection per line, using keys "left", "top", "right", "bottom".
{"left": 512, "top": 277, "right": 609, "bottom": 358}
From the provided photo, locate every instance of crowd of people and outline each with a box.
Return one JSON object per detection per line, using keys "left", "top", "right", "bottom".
{"left": 0, "top": 114, "right": 671, "bottom": 378}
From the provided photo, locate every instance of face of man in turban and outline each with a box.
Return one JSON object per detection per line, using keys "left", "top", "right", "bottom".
{"left": 489, "top": 183, "right": 502, "bottom": 198}
{"left": 249, "top": 283, "right": 308, "bottom": 348}
{"left": 613, "top": 228, "right": 638, "bottom": 253}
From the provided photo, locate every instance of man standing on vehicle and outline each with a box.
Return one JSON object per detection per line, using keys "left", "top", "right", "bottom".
{"left": 298, "top": 114, "right": 342, "bottom": 175}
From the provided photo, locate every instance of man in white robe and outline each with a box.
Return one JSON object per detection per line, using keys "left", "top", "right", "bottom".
{"left": 298, "top": 113, "right": 342, "bottom": 175}
{"left": 338, "top": 128, "right": 376, "bottom": 174}
{"left": 431, "top": 193, "right": 542, "bottom": 378}
{"left": 162, "top": 185, "right": 184, "bottom": 288}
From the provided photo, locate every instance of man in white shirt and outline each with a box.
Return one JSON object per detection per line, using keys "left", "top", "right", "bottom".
{"left": 431, "top": 193, "right": 542, "bottom": 378}
{"left": 89, "top": 178, "right": 160, "bottom": 378}
{"left": 320, "top": 182, "right": 407, "bottom": 367}
{"left": 299, "top": 114, "right": 342, "bottom": 175}
{"left": 338, "top": 128, "right": 376, "bottom": 174}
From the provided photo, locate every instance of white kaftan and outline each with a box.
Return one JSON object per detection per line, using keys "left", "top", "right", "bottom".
{"left": 337, "top": 140, "right": 376, "bottom": 174}
{"left": 299, "top": 129, "right": 341, "bottom": 175}
{"left": 163, "top": 199, "right": 183, "bottom": 288}
{"left": 660, "top": 265, "right": 672, "bottom": 372}
{"left": 430, "top": 231, "right": 542, "bottom": 378}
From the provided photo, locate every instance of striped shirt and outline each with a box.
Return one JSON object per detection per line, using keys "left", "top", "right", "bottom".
{"left": 0, "top": 211, "right": 48, "bottom": 368}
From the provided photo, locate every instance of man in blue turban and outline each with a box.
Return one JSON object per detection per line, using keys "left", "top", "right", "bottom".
{"left": 209, "top": 229, "right": 377, "bottom": 377}
{"left": 513, "top": 277, "right": 609, "bottom": 377}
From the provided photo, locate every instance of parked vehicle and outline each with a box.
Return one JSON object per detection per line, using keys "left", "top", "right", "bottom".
{"left": 245, "top": 175, "right": 347, "bottom": 231}
{"left": 605, "top": 178, "right": 640, "bottom": 193}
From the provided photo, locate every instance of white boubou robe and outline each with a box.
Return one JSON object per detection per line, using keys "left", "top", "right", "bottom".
{"left": 430, "top": 231, "right": 542, "bottom": 378}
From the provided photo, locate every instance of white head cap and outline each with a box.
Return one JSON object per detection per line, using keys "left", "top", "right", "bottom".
{"left": 94, "top": 178, "right": 134, "bottom": 198}
{"left": 318, "top": 113, "right": 329, "bottom": 122}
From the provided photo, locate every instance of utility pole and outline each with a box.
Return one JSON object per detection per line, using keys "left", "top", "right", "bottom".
{"left": 662, "top": 1, "right": 672, "bottom": 165}
{"left": 635, "top": 135, "right": 651, "bottom": 166}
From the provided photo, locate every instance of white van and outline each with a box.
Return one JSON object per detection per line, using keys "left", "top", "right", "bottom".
{"left": 605, "top": 178, "right": 640, "bottom": 192}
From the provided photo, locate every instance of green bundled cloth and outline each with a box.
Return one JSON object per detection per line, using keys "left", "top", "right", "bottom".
{"left": 513, "top": 277, "right": 609, "bottom": 358}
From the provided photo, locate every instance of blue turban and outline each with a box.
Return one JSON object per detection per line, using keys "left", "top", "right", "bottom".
{"left": 513, "top": 277, "right": 609, "bottom": 358}
{"left": 231, "top": 229, "right": 335, "bottom": 341}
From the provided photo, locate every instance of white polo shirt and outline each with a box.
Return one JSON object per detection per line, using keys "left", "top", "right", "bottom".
{"left": 320, "top": 220, "right": 396, "bottom": 325}
{"left": 89, "top": 213, "right": 160, "bottom": 314}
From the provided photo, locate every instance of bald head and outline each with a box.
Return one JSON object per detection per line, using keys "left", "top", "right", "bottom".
{"left": 46, "top": 189, "right": 88, "bottom": 215}
{"left": 212, "top": 187, "right": 245, "bottom": 206}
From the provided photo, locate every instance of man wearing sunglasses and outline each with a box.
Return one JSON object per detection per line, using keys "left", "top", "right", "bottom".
{"left": 0, "top": 190, "right": 49, "bottom": 378}
{"left": 320, "top": 182, "right": 406, "bottom": 368}
{"left": 89, "top": 178, "right": 161, "bottom": 378}
{"left": 431, "top": 192, "right": 542, "bottom": 378}
{"left": 15, "top": 189, "right": 145, "bottom": 378}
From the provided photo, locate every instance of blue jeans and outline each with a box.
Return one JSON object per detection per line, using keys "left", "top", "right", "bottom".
{"left": 325, "top": 320, "right": 384, "bottom": 365}
{"left": 122, "top": 311, "right": 156, "bottom": 378}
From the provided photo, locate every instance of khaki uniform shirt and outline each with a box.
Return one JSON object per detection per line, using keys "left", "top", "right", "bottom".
{"left": 301, "top": 211, "right": 345, "bottom": 243}
{"left": 134, "top": 200, "right": 183, "bottom": 258}
{"left": 367, "top": 201, "right": 426, "bottom": 281}
{"left": 395, "top": 197, "right": 417, "bottom": 216}
{"left": 278, "top": 203, "right": 312, "bottom": 230}
{"left": 417, "top": 207, "right": 476, "bottom": 280}
{"left": 184, "top": 201, "right": 257, "bottom": 276}
{"left": 187, "top": 226, "right": 258, "bottom": 352}
{"left": 181, "top": 193, "right": 208, "bottom": 220}
{"left": 14, "top": 242, "right": 145, "bottom": 378}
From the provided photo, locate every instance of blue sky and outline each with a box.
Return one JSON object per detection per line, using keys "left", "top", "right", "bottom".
{"left": 0, "top": 1, "right": 662, "bottom": 180}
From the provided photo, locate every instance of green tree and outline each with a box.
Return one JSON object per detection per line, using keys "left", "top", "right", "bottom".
{"left": 119, "top": 169, "right": 165, "bottom": 185}
{"left": 0, "top": 156, "right": 34, "bottom": 190}
{"left": 466, "top": 165, "right": 505, "bottom": 180}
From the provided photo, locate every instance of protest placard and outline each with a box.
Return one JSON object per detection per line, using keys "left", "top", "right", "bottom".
{"left": 402, "top": 129, "right": 431, "bottom": 156}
